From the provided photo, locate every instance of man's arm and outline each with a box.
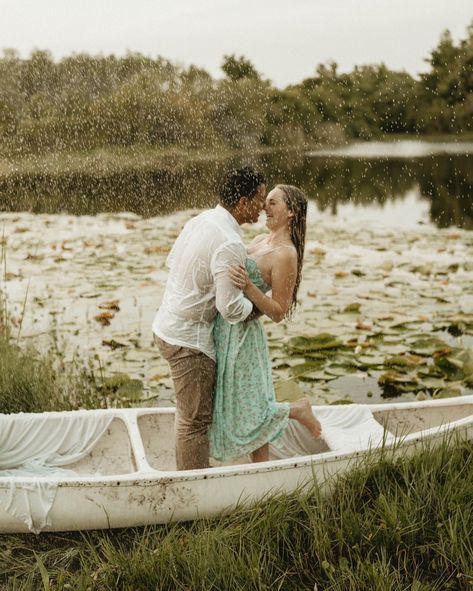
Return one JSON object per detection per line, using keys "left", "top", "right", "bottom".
{"left": 212, "top": 242, "right": 253, "bottom": 324}
{"left": 245, "top": 304, "right": 263, "bottom": 321}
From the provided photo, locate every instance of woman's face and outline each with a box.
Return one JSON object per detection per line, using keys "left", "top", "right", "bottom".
{"left": 264, "top": 188, "right": 292, "bottom": 230}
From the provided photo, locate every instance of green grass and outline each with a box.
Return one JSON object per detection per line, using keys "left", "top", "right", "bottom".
{"left": 1, "top": 437, "right": 472, "bottom": 590}
{"left": 0, "top": 281, "right": 107, "bottom": 414}
{"left": 0, "top": 334, "right": 103, "bottom": 414}
{"left": 0, "top": 270, "right": 130, "bottom": 413}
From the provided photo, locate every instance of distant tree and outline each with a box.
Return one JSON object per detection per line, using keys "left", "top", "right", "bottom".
{"left": 264, "top": 88, "right": 316, "bottom": 146}
{"left": 212, "top": 78, "right": 270, "bottom": 148}
{"left": 417, "top": 22, "right": 473, "bottom": 132}
{"left": 0, "top": 27, "right": 472, "bottom": 158}
{"left": 221, "top": 55, "right": 260, "bottom": 81}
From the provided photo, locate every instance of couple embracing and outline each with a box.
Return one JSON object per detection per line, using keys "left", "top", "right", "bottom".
{"left": 153, "top": 167, "right": 321, "bottom": 470}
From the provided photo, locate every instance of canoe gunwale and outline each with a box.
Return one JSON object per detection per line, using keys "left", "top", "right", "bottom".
{"left": 1, "top": 398, "right": 472, "bottom": 488}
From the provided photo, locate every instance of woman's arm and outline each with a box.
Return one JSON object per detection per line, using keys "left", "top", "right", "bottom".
{"left": 229, "top": 250, "right": 297, "bottom": 323}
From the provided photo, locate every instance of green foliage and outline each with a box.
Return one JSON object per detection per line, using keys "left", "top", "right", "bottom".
{"left": 221, "top": 54, "right": 260, "bottom": 81}
{"left": 212, "top": 78, "right": 271, "bottom": 148}
{"left": 298, "top": 62, "right": 419, "bottom": 139}
{"left": 0, "top": 21, "right": 472, "bottom": 158}
{"left": 418, "top": 25, "right": 473, "bottom": 133}
{"left": 0, "top": 333, "right": 101, "bottom": 414}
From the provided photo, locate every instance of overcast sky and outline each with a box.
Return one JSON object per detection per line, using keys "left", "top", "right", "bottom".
{"left": 1, "top": 0, "right": 472, "bottom": 87}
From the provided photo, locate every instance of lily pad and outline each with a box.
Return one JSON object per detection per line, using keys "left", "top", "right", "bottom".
{"left": 408, "top": 337, "right": 450, "bottom": 356}
{"left": 290, "top": 361, "right": 325, "bottom": 377}
{"left": 299, "top": 370, "right": 338, "bottom": 382}
{"left": 378, "top": 371, "right": 420, "bottom": 397}
{"left": 286, "top": 333, "right": 343, "bottom": 354}
{"left": 433, "top": 386, "right": 463, "bottom": 399}
{"left": 305, "top": 350, "right": 340, "bottom": 361}
{"left": 342, "top": 303, "right": 361, "bottom": 313}
{"left": 357, "top": 355, "right": 386, "bottom": 368}
{"left": 385, "top": 354, "right": 427, "bottom": 368}
{"left": 324, "top": 365, "right": 357, "bottom": 377}
{"left": 419, "top": 377, "right": 446, "bottom": 389}
{"left": 434, "top": 355, "right": 465, "bottom": 380}
{"left": 274, "top": 379, "right": 304, "bottom": 402}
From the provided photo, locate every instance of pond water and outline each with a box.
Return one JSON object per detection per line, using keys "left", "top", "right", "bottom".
{"left": 1, "top": 140, "right": 472, "bottom": 230}
{"left": 1, "top": 140, "right": 473, "bottom": 407}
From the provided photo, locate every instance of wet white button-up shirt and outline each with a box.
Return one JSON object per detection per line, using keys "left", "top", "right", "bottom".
{"left": 152, "top": 205, "right": 253, "bottom": 360}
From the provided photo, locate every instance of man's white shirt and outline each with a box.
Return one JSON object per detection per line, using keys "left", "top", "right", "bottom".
{"left": 152, "top": 205, "right": 253, "bottom": 360}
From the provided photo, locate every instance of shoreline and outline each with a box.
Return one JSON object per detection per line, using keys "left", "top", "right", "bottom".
{"left": 1, "top": 134, "right": 472, "bottom": 178}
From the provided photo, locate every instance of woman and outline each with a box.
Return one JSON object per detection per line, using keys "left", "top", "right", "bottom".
{"left": 209, "top": 184, "right": 322, "bottom": 463}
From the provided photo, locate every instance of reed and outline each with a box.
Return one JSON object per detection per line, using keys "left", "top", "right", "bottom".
{"left": 1, "top": 436, "right": 472, "bottom": 590}
{"left": 0, "top": 333, "right": 103, "bottom": 414}
{"left": 0, "top": 310, "right": 104, "bottom": 414}
{"left": 0, "top": 237, "right": 107, "bottom": 415}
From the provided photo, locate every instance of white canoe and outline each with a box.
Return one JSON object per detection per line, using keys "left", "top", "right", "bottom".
{"left": 1, "top": 395, "right": 473, "bottom": 533}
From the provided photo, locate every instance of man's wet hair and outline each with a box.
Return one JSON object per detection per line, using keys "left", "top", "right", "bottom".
{"left": 218, "top": 167, "right": 266, "bottom": 208}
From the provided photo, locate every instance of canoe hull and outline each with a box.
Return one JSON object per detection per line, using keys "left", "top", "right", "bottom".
{"left": 1, "top": 419, "right": 471, "bottom": 533}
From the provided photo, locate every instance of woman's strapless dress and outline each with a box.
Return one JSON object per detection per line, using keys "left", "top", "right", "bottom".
{"left": 209, "top": 258, "right": 290, "bottom": 461}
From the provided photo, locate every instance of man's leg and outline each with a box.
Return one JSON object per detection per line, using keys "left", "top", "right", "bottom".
{"left": 154, "top": 336, "right": 215, "bottom": 470}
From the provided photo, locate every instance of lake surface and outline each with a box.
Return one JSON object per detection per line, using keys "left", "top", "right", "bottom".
{"left": 1, "top": 139, "right": 473, "bottom": 407}
{"left": 0, "top": 140, "right": 472, "bottom": 229}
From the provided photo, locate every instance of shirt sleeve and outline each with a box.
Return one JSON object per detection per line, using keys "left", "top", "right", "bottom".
{"left": 211, "top": 241, "right": 253, "bottom": 324}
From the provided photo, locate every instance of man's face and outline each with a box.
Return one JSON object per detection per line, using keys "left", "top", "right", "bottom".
{"left": 240, "top": 184, "right": 267, "bottom": 224}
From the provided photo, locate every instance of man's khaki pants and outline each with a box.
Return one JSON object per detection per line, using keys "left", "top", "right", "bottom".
{"left": 154, "top": 335, "right": 215, "bottom": 470}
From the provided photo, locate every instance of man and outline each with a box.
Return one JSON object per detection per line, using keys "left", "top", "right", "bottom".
{"left": 153, "top": 167, "right": 267, "bottom": 470}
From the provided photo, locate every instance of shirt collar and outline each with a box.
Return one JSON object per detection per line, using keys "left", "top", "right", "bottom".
{"left": 215, "top": 204, "right": 242, "bottom": 236}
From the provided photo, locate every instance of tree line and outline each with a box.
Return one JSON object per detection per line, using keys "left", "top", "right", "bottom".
{"left": 0, "top": 23, "right": 472, "bottom": 157}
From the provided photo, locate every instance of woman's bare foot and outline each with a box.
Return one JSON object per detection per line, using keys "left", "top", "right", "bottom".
{"left": 289, "top": 398, "right": 322, "bottom": 438}
{"left": 251, "top": 443, "right": 269, "bottom": 462}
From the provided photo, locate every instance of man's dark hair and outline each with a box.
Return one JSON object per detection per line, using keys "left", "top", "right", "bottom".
{"left": 218, "top": 167, "right": 266, "bottom": 208}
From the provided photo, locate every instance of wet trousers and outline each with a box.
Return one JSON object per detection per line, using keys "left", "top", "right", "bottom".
{"left": 154, "top": 335, "right": 215, "bottom": 470}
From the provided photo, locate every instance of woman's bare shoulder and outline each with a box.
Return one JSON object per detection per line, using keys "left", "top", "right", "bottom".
{"left": 277, "top": 244, "right": 297, "bottom": 258}
{"left": 273, "top": 245, "right": 298, "bottom": 269}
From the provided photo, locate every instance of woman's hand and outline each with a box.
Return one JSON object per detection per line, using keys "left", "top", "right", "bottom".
{"left": 229, "top": 265, "right": 251, "bottom": 290}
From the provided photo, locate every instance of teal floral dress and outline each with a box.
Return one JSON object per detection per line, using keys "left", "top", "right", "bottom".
{"left": 209, "top": 258, "right": 290, "bottom": 461}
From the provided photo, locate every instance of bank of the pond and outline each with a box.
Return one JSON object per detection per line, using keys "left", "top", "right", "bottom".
{"left": 1, "top": 135, "right": 471, "bottom": 177}
{"left": 0, "top": 331, "right": 111, "bottom": 414}
{"left": 1, "top": 436, "right": 472, "bottom": 590}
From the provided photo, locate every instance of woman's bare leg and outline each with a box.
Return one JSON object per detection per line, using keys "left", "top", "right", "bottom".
{"left": 249, "top": 400, "right": 320, "bottom": 463}
{"left": 289, "top": 398, "right": 322, "bottom": 438}
{"left": 251, "top": 443, "right": 269, "bottom": 462}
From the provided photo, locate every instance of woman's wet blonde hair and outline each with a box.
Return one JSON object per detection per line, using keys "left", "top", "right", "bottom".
{"left": 276, "top": 184, "right": 308, "bottom": 317}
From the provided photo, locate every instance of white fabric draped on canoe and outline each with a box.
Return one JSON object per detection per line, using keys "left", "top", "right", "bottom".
{"left": 0, "top": 411, "right": 113, "bottom": 533}
{"left": 270, "top": 404, "right": 395, "bottom": 459}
